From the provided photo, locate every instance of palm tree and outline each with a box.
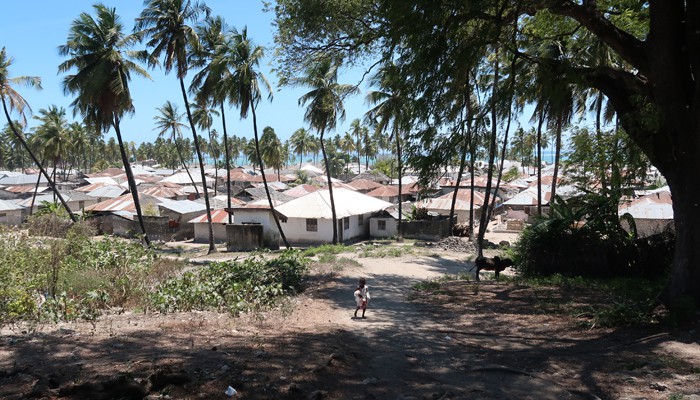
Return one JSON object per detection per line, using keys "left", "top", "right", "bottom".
{"left": 0, "top": 47, "right": 76, "bottom": 221}
{"left": 289, "top": 127, "right": 312, "bottom": 169}
{"left": 349, "top": 118, "right": 365, "bottom": 174}
{"left": 153, "top": 101, "right": 199, "bottom": 194}
{"left": 190, "top": 15, "right": 237, "bottom": 222}
{"left": 227, "top": 27, "right": 290, "bottom": 248}
{"left": 33, "top": 105, "right": 69, "bottom": 189}
{"left": 294, "top": 57, "right": 358, "bottom": 244}
{"left": 192, "top": 101, "right": 220, "bottom": 194}
{"left": 59, "top": 4, "right": 151, "bottom": 242}
{"left": 260, "top": 126, "right": 284, "bottom": 180}
{"left": 243, "top": 138, "right": 259, "bottom": 171}
{"left": 136, "top": 0, "right": 216, "bottom": 253}
{"left": 366, "top": 63, "right": 409, "bottom": 241}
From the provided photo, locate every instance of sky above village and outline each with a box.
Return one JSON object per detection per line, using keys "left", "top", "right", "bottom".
{"left": 0, "top": 1, "right": 370, "bottom": 145}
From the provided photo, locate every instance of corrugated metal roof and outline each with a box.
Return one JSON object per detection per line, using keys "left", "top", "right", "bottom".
{"left": 4, "top": 185, "right": 49, "bottom": 194}
{"left": 161, "top": 172, "right": 214, "bottom": 185}
{"left": 188, "top": 209, "right": 231, "bottom": 224}
{"left": 157, "top": 198, "right": 207, "bottom": 214}
{"left": 86, "top": 185, "right": 127, "bottom": 199}
{"left": 87, "top": 168, "right": 124, "bottom": 178}
{"left": 76, "top": 182, "right": 108, "bottom": 192}
{"left": 283, "top": 184, "right": 319, "bottom": 197}
{"left": 503, "top": 187, "right": 552, "bottom": 206}
{"left": 84, "top": 193, "right": 160, "bottom": 213}
{"left": 275, "top": 188, "right": 393, "bottom": 219}
{"left": 141, "top": 185, "right": 184, "bottom": 198}
{"left": 0, "top": 174, "right": 48, "bottom": 185}
{"left": 416, "top": 197, "right": 479, "bottom": 211}
{"left": 618, "top": 190, "right": 673, "bottom": 220}
{"left": 0, "top": 199, "right": 25, "bottom": 211}
{"left": 320, "top": 181, "right": 357, "bottom": 191}
{"left": 348, "top": 179, "right": 382, "bottom": 191}
{"left": 437, "top": 188, "right": 486, "bottom": 203}
{"left": 366, "top": 185, "right": 399, "bottom": 197}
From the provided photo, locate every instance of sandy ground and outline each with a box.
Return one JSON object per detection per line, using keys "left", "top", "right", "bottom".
{"left": 2, "top": 229, "right": 699, "bottom": 399}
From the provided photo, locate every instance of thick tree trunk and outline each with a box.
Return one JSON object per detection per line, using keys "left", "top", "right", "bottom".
{"left": 550, "top": 114, "right": 563, "bottom": 203}
{"left": 536, "top": 112, "right": 544, "bottom": 217}
{"left": 179, "top": 78, "right": 216, "bottom": 254}
{"left": 395, "top": 125, "right": 403, "bottom": 242}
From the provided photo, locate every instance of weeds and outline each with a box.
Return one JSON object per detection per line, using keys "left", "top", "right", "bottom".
{"left": 359, "top": 245, "right": 411, "bottom": 258}
{"left": 149, "top": 250, "right": 309, "bottom": 316}
{"left": 301, "top": 244, "right": 348, "bottom": 257}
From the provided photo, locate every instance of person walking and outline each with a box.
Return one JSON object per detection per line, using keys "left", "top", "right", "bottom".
{"left": 354, "top": 277, "right": 370, "bottom": 319}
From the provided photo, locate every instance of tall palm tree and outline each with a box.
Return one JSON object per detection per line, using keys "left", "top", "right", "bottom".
{"left": 1, "top": 47, "right": 76, "bottom": 221}
{"left": 190, "top": 15, "right": 237, "bottom": 222}
{"left": 59, "top": 4, "right": 151, "bottom": 243}
{"left": 136, "top": 0, "right": 216, "bottom": 253}
{"left": 366, "top": 63, "right": 409, "bottom": 241}
{"left": 227, "top": 27, "right": 290, "bottom": 248}
{"left": 289, "top": 127, "right": 313, "bottom": 169}
{"left": 153, "top": 100, "right": 199, "bottom": 194}
{"left": 294, "top": 57, "right": 358, "bottom": 244}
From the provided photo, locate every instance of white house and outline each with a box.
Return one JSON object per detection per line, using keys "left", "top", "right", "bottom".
{"left": 274, "top": 188, "right": 393, "bottom": 245}
{"left": 188, "top": 209, "right": 231, "bottom": 243}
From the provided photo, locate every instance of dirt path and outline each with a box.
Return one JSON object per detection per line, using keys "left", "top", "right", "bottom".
{"left": 2, "top": 239, "right": 698, "bottom": 399}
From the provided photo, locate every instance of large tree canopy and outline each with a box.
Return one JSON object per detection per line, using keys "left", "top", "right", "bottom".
{"left": 274, "top": 1, "right": 700, "bottom": 311}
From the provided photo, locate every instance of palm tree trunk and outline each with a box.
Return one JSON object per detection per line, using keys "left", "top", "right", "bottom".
{"left": 477, "top": 52, "right": 500, "bottom": 258}
{"left": 551, "top": 114, "right": 563, "bottom": 203}
{"left": 174, "top": 133, "right": 199, "bottom": 196}
{"left": 251, "top": 99, "right": 290, "bottom": 249}
{"left": 180, "top": 78, "right": 215, "bottom": 253}
{"left": 450, "top": 85, "right": 472, "bottom": 235}
{"left": 319, "top": 127, "right": 338, "bottom": 244}
{"left": 114, "top": 117, "right": 149, "bottom": 246}
{"left": 395, "top": 125, "right": 403, "bottom": 242}
{"left": 220, "top": 102, "right": 232, "bottom": 224}
{"left": 29, "top": 165, "right": 42, "bottom": 216}
{"left": 2, "top": 98, "right": 76, "bottom": 222}
{"left": 536, "top": 111, "right": 544, "bottom": 216}
{"left": 206, "top": 126, "right": 217, "bottom": 196}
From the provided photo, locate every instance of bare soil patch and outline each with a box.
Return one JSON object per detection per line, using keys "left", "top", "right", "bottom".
{"left": 1, "top": 240, "right": 698, "bottom": 399}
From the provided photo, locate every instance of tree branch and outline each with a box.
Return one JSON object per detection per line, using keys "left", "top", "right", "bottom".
{"left": 551, "top": 1, "right": 648, "bottom": 76}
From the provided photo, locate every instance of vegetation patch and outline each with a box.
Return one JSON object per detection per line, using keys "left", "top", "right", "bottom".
{"left": 149, "top": 250, "right": 308, "bottom": 315}
{"left": 301, "top": 244, "right": 348, "bottom": 257}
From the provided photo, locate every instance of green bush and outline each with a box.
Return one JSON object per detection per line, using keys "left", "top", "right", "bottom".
{"left": 150, "top": 250, "right": 309, "bottom": 315}
{"left": 301, "top": 244, "right": 348, "bottom": 257}
{"left": 513, "top": 192, "right": 673, "bottom": 278}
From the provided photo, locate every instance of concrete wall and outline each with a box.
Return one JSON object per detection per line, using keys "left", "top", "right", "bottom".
{"left": 233, "top": 210, "right": 280, "bottom": 249}
{"left": 0, "top": 209, "right": 26, "bottom": 225}
{"left": 227, "top": 223, "right": 263, "bottom": 251}
{"left": 193, "top": 223, "right": 228, "bottom": 243}
{"left": 402, "top": 217, "right": 451, "bottom": 240}
{"left": 112, "top": 215, "right": 194, "bottom": 242}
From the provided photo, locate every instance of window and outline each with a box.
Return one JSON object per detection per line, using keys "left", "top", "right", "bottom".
{"left": 378, "top": 220, "right": 386, "bottom": 231}
{"left": 343, "top": 217, "right": 349, "bottom": 230}
{"left": 306, "top": 218, "right": 318, "bottom": 232}
{"left": 358, "top": 214, "right": 364, "bottom": 226}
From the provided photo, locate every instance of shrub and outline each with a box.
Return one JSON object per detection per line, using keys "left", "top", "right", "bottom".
{"left": 150, "top": 250, "right": 309, "bottom": 315}
{"left": 513, "top": 192, "right": 673, "bottom": 278}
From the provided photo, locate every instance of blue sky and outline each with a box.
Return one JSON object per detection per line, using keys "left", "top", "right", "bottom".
{"left": 0, "top": 1, "right": 370, "bottom": 145}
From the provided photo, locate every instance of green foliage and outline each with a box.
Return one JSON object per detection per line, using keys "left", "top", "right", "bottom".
{"left": 372, "top": 156, "right": 396, "bottom": 178}
{"left": 358, "top": 245, "right": 409, "bottom": 258}
{"left": 301, "top": 243, "right": 348, "bottom": 257}
{"left": 502, "top": 166, "right": 520, "bottom": 182}
{"left": 513, "top": 192, "right": 672, "bottom": 278}
{"left": 0, "top": 223, "right": 168, "bottom": 325}
{"left": 149, "top": 251, "right": 309, "bottom": 315}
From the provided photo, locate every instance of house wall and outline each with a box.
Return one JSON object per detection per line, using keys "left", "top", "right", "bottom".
{"left": 193, "top": 223, "right": 227, "bottom": 243}
{"left": 281, "top": 213, "right": 370, "bottom": 245}
{"left": 370, "top": 217, "right": 398, "bottom": 238}
{"left": 0, "top": 209, "right": 26, "bottom": 225}
{"left": 234, "top": 210, "right": 280, "bottom": 249}
{"left": 424, "top": 207, "right": 470, "bottom": 223}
